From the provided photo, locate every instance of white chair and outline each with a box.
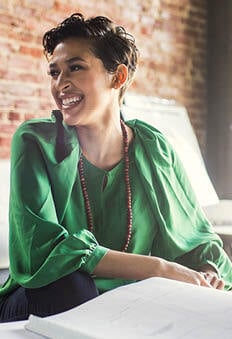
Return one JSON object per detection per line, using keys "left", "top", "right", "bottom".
{"left": 0, "top": 159, "right": 10, "bottom": 285}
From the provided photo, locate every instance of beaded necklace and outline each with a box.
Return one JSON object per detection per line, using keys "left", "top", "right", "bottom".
{"left": 78, "top": 120, "right": 132, "bottom": 252}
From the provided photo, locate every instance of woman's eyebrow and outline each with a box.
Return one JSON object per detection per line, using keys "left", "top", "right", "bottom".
{"left": 66, "top": 56, "right": 85, "bottom": 63}
{"left": 48, "top": 56, "right": 86, "bottom": 68}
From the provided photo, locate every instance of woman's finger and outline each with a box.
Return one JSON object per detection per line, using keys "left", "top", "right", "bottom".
{"left": 201, "top": 272, "right": 225, "bottom": 290}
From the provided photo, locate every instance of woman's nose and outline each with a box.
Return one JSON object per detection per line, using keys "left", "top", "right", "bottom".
{"left": 56, "top": 71, "right": 71, "bottom": 91}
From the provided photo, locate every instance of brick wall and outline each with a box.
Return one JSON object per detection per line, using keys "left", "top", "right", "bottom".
{"left": 0, "top": 0, "right": 208, "bottom": 158}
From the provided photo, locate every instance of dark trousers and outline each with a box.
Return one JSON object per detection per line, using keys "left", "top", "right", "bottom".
{"left": 0, "top": 271, "right": 99, "bottom": 323}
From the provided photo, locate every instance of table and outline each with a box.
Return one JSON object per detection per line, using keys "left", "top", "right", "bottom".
{"left": 0, "top": 321, "right": 43, "bottom": 338}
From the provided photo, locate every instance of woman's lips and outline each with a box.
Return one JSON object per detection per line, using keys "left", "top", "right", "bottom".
{"left": 61, "top": 95, "right": 83, "bottom": 109}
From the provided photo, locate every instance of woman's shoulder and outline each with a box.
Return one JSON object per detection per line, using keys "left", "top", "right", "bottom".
{"left": 126, "top": 119, "right": 171, "bottom": 147}
{"left": 126, "top": 119, "right": 175, "bottom": 165}
{"left": 126, "top": 118, "right": 165, "bottom": 136}
{"left": 14, "top": 115, "right": 57, "bottom": 137}
{"left": 11, "top": 116, "right": 59, "bottom": 159}
{"left": 11, "top": 111, "right": 78, "bottom": 161}
{"left": 12, "top": 110, "right": 72, "bottom": 142}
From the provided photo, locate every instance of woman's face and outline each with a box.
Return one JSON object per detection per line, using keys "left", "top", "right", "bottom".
{"left": 48, "top": 38, "right": 115, "bottom": 126}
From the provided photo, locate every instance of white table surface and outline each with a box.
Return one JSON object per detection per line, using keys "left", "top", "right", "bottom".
{"left": 0, "top": 321, "right": 44, "bottom": 338}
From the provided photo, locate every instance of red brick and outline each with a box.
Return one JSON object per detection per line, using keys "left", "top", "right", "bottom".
{"left": 25, "top": 0, "right": 55, "bottom": 9}
{"left": 19, "top": 45, "right": 43, "bottom": 58}
{"left": 0, "top": 13, "right": 24, "bottom": 27}
{"left": 8, "top": 112, "right": 21, "bottom": 122}
{"left": 14, "top": 99, "right": 39, "bottom": 110}
{"left": 0, "top": 123, "right": 18, "bottom": 134}
{"left": 190, "top": 0, "right": 207, "bottom": 12}
{"left": 0, "top": 149, "right": 11, "bottom": 159}
{"left": 0, "top": 136, "right": 12, "bottom": 148}
{"left": 24, "top": 113, "right": 37, "bottom": 121}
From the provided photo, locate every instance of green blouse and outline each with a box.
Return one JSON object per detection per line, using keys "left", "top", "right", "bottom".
{"left": 1, "top": 111, "right": 232, "bottom": 299}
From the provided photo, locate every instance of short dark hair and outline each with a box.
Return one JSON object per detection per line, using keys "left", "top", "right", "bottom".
{"left": 43, "top": 13, "right": 139, "bottom": 103}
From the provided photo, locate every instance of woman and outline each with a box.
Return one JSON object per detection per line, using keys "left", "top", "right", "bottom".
{"left": 0, "top": 13, "right": 231, "bottom": 322}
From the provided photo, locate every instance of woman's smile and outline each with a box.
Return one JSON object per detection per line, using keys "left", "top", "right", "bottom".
{"left": 62, "top": 96, "right": 82, "bottom": 108}
{"left": 60, "top": 94, "right": 84, "bottom": 110}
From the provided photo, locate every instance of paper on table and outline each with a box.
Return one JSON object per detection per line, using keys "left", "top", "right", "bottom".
{"left": 25, "top": 277, "right": 232, "bottom": 339}
{"left": 0, "top": 320, "right": 43, "bottom": 338}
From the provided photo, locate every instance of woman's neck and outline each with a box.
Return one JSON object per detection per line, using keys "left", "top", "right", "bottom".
{"left": 76, "top": 119, "right": 133, "bottom": 170}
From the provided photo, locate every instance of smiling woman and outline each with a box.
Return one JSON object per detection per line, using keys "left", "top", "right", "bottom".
{"left": 0, "top": 13, "right": 232, "bottom": 323}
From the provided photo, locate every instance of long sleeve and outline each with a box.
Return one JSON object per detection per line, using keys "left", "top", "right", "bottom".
{"left": 132, "top": 119, "right": 232, "bottom": 290}
{"left": 171, "top": 147, "right": 232, "bottom": 290}
{"left": 9, "top": 120, "right": 108, "bottom": 289}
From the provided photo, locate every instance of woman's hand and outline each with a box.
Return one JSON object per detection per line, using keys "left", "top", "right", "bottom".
{"left": 199, "top": 271, "right": 225, "bottom": 290}
{"left": 161, "top": 261, "right": 212, "bottom": 288}
{"left": 198, "top": 264, "right": 225, "bottom": 290}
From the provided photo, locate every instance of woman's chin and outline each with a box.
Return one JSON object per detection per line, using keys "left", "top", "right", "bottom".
{"left": 63, "top": 119, "right": 78, "bottom": 126}
{"left": 61, "top": 111, "right": 79, "bottom": 126}
{"left": 62, "top": 116, "right": 77, "bottom": 126}
{"left": 61, "top": 103, "right": 84, "bottom": 126}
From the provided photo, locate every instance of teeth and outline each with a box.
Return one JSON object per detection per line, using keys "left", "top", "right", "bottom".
{"left": 62, "top": 96, "right": 82, "bottom": 106}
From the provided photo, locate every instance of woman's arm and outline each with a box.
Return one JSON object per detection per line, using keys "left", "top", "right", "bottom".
{"left": 93, "top": 250, "right": 216, "bottom": 288}
{"left": 9, "top": 121, "right": 107, "bottom": 288}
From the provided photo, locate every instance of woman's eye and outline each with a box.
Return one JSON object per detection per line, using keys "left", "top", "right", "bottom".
{"left": 70, "top": 64, "right": 82, "bottom": 72}
{"left": 48, "top": 69, "right": 59, "bottom": 78}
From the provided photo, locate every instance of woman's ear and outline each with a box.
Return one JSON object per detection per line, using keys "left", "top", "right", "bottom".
{"left": 112, "top": 64, "right": 128, "bottom": 89}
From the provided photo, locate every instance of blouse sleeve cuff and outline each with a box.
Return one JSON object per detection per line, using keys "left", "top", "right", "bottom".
{"left": 82, "top": 245, "right": 109, "bottom": 274}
